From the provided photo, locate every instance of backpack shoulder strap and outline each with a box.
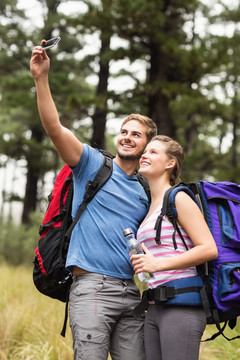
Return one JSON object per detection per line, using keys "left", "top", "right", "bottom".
{"left": 137, "top": 173, "right": 151, "bottom": 202}
{"left": 165, "top": 183, "right": 198, "bottom": 220}
{"left": 154, "top": 183, "right": 198, "bottom": 249}
{"left": 84, "top": 149, "right": 113, "bottom": 201}
{"left": 65, "top": 150, "right": 113, "bottom": 239}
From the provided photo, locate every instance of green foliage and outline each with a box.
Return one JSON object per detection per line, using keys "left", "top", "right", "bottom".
{"left": 0, "top": 214, "right": 42, "bottom": 266}
{"left": 1, "top": 0, "right": 240, "bottom": 225}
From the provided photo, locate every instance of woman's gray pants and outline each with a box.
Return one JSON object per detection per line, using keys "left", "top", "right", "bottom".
{"left": 144, "top": 304, "right": 206, "bottom": 360}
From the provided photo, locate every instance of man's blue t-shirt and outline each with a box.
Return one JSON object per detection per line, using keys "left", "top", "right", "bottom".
{"left": 66, "top": 144, "right": 149, "bottom": 279}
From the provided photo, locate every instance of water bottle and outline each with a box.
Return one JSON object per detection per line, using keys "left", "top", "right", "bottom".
{"left": 123, "top": 228, "right": 153, "bottom": 282}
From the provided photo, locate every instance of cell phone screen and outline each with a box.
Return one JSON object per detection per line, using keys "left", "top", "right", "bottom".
{"left": 41, "top": 37, "right": 61, "bottom": 50}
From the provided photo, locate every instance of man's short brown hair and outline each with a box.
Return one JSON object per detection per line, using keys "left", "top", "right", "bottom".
{"left": 121, "top": 113, "right": 157, "bottom": 143}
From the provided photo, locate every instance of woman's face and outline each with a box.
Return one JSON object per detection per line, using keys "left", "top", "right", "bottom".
{"left": 139, "top": 140, "right": 174, "bottom": 179}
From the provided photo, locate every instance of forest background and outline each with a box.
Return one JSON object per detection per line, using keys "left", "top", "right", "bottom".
{"left": 1, "top": 0, "right": 240, "bottom": 228}
{"left": 0, "top": 0, "right": 240, "bottom": 358}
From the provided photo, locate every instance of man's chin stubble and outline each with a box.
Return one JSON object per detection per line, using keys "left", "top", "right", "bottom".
{"left": 117, "top": 151, "right": 142, "bottom": 161}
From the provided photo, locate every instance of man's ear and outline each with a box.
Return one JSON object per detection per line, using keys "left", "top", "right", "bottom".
{"left": 166, "top": 159, "right": 176, "bottom": 170}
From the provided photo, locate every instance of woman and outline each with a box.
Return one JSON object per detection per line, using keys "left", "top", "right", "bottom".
{"left": 131, "top": 135, "right": 218, "bottom": 360}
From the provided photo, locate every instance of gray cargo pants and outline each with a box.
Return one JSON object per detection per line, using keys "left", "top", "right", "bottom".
{"left": 69, "top": 273, "right": 145, "bottom": 360}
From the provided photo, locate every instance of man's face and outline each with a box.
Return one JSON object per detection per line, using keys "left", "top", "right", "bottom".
{"left": 116, "top": 120, "right": 148, "bottom": 161}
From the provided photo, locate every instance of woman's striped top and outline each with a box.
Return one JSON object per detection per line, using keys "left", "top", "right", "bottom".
{"left": 137, "top": 202, "right": 197, "bottom": 288}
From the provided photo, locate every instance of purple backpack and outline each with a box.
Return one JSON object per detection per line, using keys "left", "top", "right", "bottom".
{"left": 155, "top": 180, "right": 240, "bottom": 341}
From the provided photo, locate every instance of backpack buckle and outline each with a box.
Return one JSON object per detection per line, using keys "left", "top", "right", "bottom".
{"left": 148, "top": 286, "right": 175, "bottom": 302}
{"left": 84, "top": 180, "right": 98, "bottom": 201}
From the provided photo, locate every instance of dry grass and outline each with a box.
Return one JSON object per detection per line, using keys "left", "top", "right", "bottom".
{"left": 200, "top": 322, "right": 240, "bottom": 360}
{"left": 0, "top": 264, "right": 239, "bottom": 360}
{"left": 0, "top": 264, "right": 73, "bottom": 360}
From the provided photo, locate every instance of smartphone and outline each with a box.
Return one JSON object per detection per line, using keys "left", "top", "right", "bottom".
{"left": 41, "top": 37, "right": 61, "bottom": 50}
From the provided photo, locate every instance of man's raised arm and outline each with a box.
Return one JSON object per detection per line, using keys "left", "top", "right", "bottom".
{"left": 30, "top": 45, "right": 82, "bottom": 167}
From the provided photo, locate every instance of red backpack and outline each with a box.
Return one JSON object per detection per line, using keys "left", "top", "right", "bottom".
{"left": 33, "top": 151, "right": 113, "bottom": 335}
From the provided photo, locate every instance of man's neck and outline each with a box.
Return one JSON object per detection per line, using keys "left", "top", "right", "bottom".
{"left": 114, "top": 155, "right": 139, "bottom": 175}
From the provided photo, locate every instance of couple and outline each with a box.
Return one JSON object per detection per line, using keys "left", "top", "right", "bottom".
{"left": 30, "top": 45, "right": 217, "bottom": 360}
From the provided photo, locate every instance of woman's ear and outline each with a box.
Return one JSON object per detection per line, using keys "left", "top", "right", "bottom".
{"left": 166, "top": 158, "right": 176, "bottom": 170}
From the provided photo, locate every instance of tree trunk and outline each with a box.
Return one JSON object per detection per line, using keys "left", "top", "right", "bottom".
{"left": 22, "top": 127, "right": 44, "bottom": 224}
{"left": 91, "top": 33, "right": 111, "bottom": 150}
{"left": 231, "top": 89, "right": 238, "bottom": 182}
{"left": 21, "top": 162, "right": 39, "bottom": 224}
{"left": 148, "top": 42, "right": 175, "bottom": 137}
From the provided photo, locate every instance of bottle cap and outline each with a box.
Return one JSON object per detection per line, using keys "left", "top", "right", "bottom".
{"left": 123, "top": 228, "right": 133, "bottom": 236}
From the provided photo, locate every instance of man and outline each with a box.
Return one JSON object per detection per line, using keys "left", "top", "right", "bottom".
{"left": 30, "top": 44, "right": 157, "bottom": 360}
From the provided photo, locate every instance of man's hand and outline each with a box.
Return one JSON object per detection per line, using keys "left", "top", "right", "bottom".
{"left": 30, "top": 41, "right": 50, "bottom": 80}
